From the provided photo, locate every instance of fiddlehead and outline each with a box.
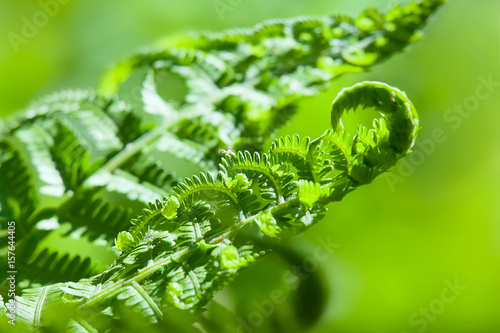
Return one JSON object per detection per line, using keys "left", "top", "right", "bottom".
{"left": 0, "top": 1, "right": 444, "bottom": 330}
{"left": 7, "top": 80, "right": 420, "bottom": 331}
{"left": 0, "top": 0, "right": 441, "bottom": 293}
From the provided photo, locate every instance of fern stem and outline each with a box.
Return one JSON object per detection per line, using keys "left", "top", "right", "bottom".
{"left": 33, "top": 286, "right": 48, "bottom": 327}
{"left": 131, "top": 281, "right": 164, "bottom": 321}
{"left": 100, "top": 121, "right": 173, "bottom": 174}
{"left": 74, "top": 317, "right": 99, "bottom": 333}
{"left": 80, "top": 247, "right": 196, "bottom": 310}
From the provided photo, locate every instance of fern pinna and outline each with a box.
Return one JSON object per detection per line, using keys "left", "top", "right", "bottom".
{"left": 0, "top": 0, "right": 442, "bottom": 331}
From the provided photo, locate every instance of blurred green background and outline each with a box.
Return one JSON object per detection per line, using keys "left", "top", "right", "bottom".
{"left": 0, "top": 0, "right": 498, "bottom": 332}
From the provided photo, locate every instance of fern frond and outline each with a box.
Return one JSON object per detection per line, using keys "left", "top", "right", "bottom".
{"left": 49, "top": 122, "right": 99, "bottom": 191}
{"left": 101, "top": 0, "right": 440, "bottom": 154}
{"left": 15, "top": 284, "right": 65, "bottom": 327}
{"left": 270, "top": 134, "right": 317, "bottom": 182}
{"left": 0, "top": 140, "right": 38, "bottom": 226}
{"left": 56, "top": 188, "right": 137, "bottom": 242}
{"left": 0, "top": 0, "right": 443, "bottom": 329}
{"left": 4, "top": 79, "right": 423, "bottom": 331}
{"left": 219, "top": 151, "right": 296, "bottom": 204}
{"left": 18, "top": 249, "right": 95, "bottom": 286}
{"left": 119, "top": 152, "right": 177, "bottom": 191}
{"left": 2, "top": 90, "right": 106, "bottom": 136}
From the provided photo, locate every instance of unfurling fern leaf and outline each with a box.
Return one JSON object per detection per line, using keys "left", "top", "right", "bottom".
{"left": 7, "top": 80, "right": 421, "bottom": 331}
{"left": 0, "top": 0, "right": 443, "bottom": 330}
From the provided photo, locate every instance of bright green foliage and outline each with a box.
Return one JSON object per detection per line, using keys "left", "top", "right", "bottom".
{"left": 225, "top": 173, "right": 252, "bottom": 192}
{"left": 0, "top": 0, "right": 443, "bottom": 331}
{"left": 161, "top": 196, "right": 180, "bottom": 220}
{"left": 298, "top": 180, "right": 331, "bottom": 211}
{"left": 255, "top": 210, "right": 280, "bottom": 238}
{"left": 114, "top": 231, "right": 134, "bottom": 252}
{"left": 218, "top": 245, "right": 244, "bottom": 270}
{"left": 3, "top": 80, "right": 420, "bottom": 331}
